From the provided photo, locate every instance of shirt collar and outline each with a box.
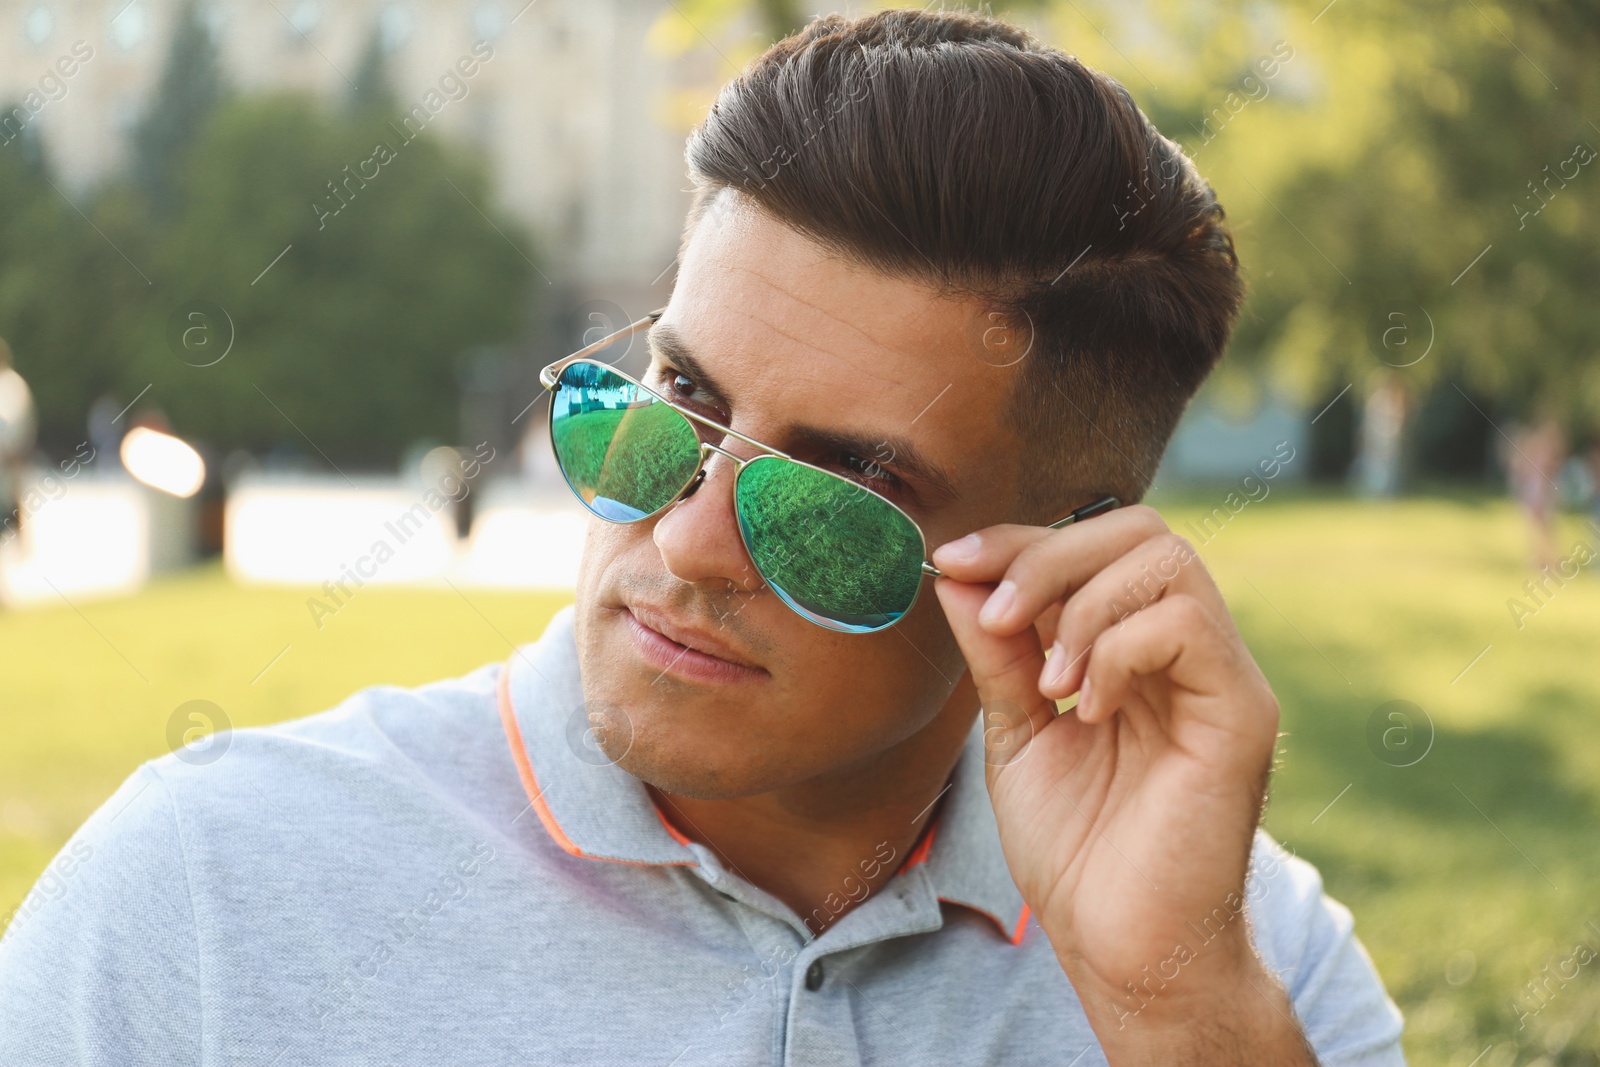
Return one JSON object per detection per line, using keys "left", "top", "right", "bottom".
{"left": 498, "top": 605, "right": 1029, "bottom": 944}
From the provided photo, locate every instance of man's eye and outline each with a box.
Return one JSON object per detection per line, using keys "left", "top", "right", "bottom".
{"left": 841, "top": 453, "right": 901, "bottom": 488}
{"left": 668, "top": 373, "right": 697, "bottom": 399}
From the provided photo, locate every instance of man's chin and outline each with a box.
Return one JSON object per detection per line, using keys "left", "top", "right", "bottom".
{"left": 605, "top": 732, "right": 777, "bottom": 801}
{"left": 571, "top": 591, "right": 828, "bottom": 799}
{"left": 575, "top": 670, "right": 786, "bottom": 800}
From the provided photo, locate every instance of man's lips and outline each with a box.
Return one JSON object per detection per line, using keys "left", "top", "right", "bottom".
{"left": 621, "top": 604, "right": 770, "bottom": 685}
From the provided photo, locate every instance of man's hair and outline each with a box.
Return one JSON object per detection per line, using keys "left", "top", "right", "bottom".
{"left": 682, "top": 7, "right": 1245, "bottom": 515}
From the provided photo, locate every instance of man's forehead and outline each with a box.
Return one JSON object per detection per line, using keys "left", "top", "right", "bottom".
{"left": 668, "top": 197, "right": 1015, "bottom": 417}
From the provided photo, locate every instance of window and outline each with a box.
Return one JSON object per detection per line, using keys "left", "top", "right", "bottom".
{"left": 24, "top": 4, "right": 54, "bottom": 49}
{"left": 285, "top": 0, "right": 320, "bottom": 41}
{"left": 472, "top": 2, "right": 505, "bottom": 43}
{"left": 378, "top": 3, "right": 413, "bottom": 52}
{"left": 110, "top": 0, "right": 148, "bottom": 51}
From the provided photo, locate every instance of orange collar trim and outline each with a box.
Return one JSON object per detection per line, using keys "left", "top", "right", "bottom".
{"left": 496, "top": 657, "right": 694, "bottom": 868}
{"left": 900, "top": 800, "right": 1030, "bottom": 946}
{"left": 497, "top": 651, "right": 1026, "bottom": 944}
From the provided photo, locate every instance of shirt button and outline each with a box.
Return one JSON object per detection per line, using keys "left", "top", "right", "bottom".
{"left": 804, "top": 960, "right": 824, "bottom": 991}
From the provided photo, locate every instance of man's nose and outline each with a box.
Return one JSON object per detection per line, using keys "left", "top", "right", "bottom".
{"left": 651, "top": 444, "right": 765, "bottom": 596}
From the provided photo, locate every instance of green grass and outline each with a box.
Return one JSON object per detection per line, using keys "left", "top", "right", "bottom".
{"left": 0, "top": 574, "right": 572, "bottom": 917}
{"left": 551, "top": 398, "right": 701, "bottom": 515}
{"left": 1151, "top": 488, "right": 1600, "bottom": 1067}
{"left": 3, "top": 491, "right": 1598, "bottom": 1066}
{"left": 738, "top": 455, "right": 923, "bottom": 625}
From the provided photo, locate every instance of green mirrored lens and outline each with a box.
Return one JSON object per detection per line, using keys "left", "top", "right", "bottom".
{"left": 735, "top": 457, "right": 925, "bottom": 632}
{"left": 550, "top": 362, "right": 702, "bottom": 521}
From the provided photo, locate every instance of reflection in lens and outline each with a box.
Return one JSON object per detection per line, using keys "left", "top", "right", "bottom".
{"left": 551, "top": 363, "right": 701, "bottom": 521}
{"left": 736, "top": 457, "right": 924, "bottom": 632}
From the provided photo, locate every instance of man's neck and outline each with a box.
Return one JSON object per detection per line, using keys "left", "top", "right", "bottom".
{"left": 645, "top": 692, "right": 977, "bottom": 937}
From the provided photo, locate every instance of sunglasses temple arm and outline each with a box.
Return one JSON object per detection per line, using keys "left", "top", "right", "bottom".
{"left": 538, "top": 308, "right": 666, "bottom": 389}
{"left": 921, "top": 495, "right": 1122, "bottom": 579}
{"left": 1048, "top": 494, "right": 1121, "bottom": 530}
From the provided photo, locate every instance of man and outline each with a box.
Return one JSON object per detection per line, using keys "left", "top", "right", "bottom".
{"left": 0, "top": 9, "right": 1405, "bottom": 1064}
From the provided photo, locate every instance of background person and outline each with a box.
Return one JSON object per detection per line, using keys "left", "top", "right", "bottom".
{"left": 0, "top": 339, "right": 37, "bottom": 548}
{"left": 1506, "top": 413, "right": 1566, "bottom": 571}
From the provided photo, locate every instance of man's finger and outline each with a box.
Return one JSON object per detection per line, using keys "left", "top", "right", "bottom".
{"left": 931, "top": 504, "right": 1168, "bottom": 580}
{"left": 1038, "top": 531, "right": 1218, "bottom": 699}
{"left": 933, "top": 577, "right": 1060, "bottom": 765}
{"left": 931, "top": 505, "right": 1170, "bottom": 637}
{"left": 1077, "top": 595, "right": 1276, "bottom": 770}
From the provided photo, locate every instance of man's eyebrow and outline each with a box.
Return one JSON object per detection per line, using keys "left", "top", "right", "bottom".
{"left": 646, "top": 323, "right": 732, "bottom": 408}
{"left": 647, "top": 322, "right": 960, "bottom": 506}
{"left": 790, "top": 425, "right": 961, "bottom": 506}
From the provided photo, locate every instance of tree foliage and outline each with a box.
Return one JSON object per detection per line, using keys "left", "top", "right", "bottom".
{"left": 0, "top": 123, "right": 140, "bottom": 446}
{"left": 346, "top": 25, "right": 399, "bottom": 120}
{"left": 130, "top": 0, "right": 226, "bottom": 218}
{"left": 1030, "top": 0, "right": 1599, "bottom": 437}
{"left": 127, "top": 93, "right": 536, "bottom": 465}
{"left": 0, "top": 79, "right": 536, "bottom": 466}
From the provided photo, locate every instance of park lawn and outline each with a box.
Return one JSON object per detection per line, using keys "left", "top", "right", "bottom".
{"left": 0, "top": 576, "right": 573, "bottom": 917}
{"left": 1155, "top": 489, "right": 1600, "bottom": 1067}
{"left": 2, "top": 491, "right": 1597, "bottom": 1066}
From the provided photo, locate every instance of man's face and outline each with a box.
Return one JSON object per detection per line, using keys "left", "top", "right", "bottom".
{"left": 572, "top": 190, "right": 1030, "bottom": 799}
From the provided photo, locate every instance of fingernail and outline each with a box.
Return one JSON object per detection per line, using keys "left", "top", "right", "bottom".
{"left": 938, "top": 533, "right": 981, "bottom": 564}
{"left": 979, "top": 580, "right": 1015, "bottom": 627}
{"left": 1040, "top": 642, "right": 1069, "bottom": 690}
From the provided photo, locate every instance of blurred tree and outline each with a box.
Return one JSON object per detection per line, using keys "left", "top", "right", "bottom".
{"left": 0, "top": 103, "right": 48, "bottom": 176}
{"left": 130, "top": 0, "right": 227, "bottom": 218}
{"left": 346, "top": 25, "right": 398, "bottom": 119}
{"left": 118, "top": 94, "right": 536, "bottom": 467}
{"left": 754, "top": 0, "right": 805, "bottom": 38}
{"left": 0, "top": 110, "right": 145, "bottom": 457}
{"left": 660, "top": 0, "right": 802, "bottom": 43}
{"left": 645, "top": 0, "right": 810, "bottom": 129}
{"left": 1022, "top": 0, "right": 1600, "bottom": 480}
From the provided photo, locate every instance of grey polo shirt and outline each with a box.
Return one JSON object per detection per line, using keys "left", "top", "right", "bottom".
{"left": 0, "top": 606, "right": 1405, "bottom": 1064}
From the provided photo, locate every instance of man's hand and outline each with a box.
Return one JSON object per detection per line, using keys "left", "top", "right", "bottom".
{"left": 931, "top": 505, "right": 1318, "bottom": 1063}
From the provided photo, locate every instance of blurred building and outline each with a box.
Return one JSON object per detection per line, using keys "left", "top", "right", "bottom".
{"left": 0, "top": 0, "right": 698, "bottom": 319}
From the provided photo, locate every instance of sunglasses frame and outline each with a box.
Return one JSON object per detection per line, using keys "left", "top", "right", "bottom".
{"left": 537, "top": 308, "right": 1120, "bottom": 632}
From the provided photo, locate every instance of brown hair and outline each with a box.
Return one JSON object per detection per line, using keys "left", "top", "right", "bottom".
{"left": 682, "top": 7, "right": 1246, "bottom": 514}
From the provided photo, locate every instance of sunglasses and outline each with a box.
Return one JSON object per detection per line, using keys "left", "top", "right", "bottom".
{"left": 538, "top": 308, "right": 1120, "bottom": 634}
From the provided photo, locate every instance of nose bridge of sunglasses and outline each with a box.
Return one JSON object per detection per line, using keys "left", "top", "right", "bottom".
{"left": 662, "top": 440, "right": 745, "bottom": 508}
{"left": 699, "top": 439, "right": 742, "bottom": 463}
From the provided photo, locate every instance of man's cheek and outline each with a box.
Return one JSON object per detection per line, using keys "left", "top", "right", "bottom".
{"left": 572, "top": 539, "right": 645, "bottom": 680}
{"left": 904, "top": 587, "right": 966, "bottom": 672}
{"left": 574, "top": 518, "right": 640, "bottom": 604}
